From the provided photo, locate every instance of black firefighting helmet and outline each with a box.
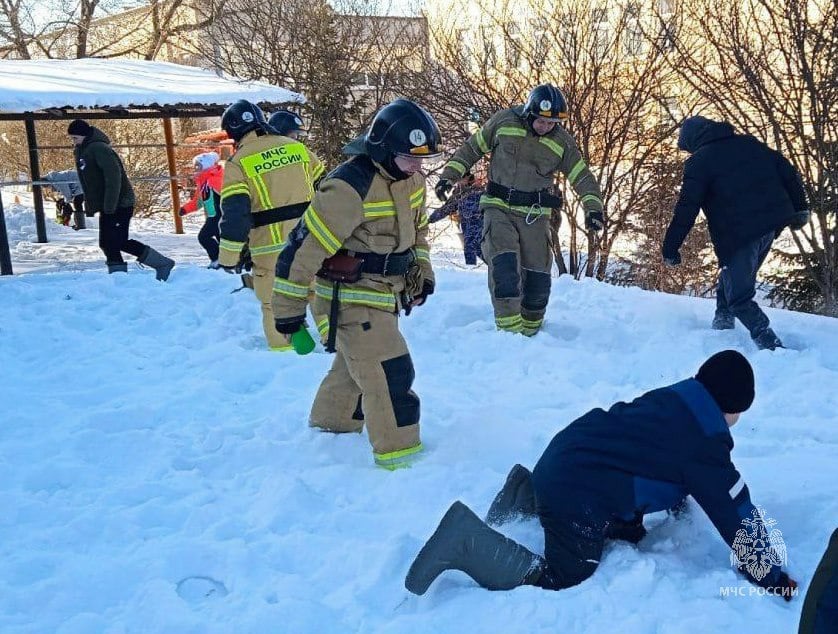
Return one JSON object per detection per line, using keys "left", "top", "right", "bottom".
{"left": 268, "top": 110, "right": 306, "bottom": 137}
{"left": 365, "top": 98, "right": 442, "bottom": 165}
{"left": 221, "top": 99, "right": 267, "bottom": 142}
{"left": 523, "top": 84, "right": 568, "bottom": 122}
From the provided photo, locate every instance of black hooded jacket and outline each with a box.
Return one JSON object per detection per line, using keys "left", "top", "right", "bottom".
{"left": 73, "top": 127, "right": 135, "bottom": 214}
{"left": 662, "top": 117, "right": 807, "bottom": 264}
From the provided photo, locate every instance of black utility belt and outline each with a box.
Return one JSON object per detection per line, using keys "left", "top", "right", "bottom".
{"left": 346, "top": 249, "right": 415, "bottom": 276}
{"left": 252, "top": 201, "right": 310, "bottom": 227}
{"left": 486, "top": 181, "right": 563, "bottom": 209}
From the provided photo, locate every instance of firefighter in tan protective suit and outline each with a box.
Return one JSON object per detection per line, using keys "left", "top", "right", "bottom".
{"left": 272, "top": 99, "right": 440, "bottom": 470}
{"left": 217, "top": 100, "right": 326, "bottom": 350}
{"left": 436, "top": 85, "right": 605, "bottom": 336}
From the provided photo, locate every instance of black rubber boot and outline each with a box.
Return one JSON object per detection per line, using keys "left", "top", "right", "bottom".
{"left": 405, "top": 501, "right": 543, "bottom": 596}
{"left": 753, "top": 327, "right": 784, "bottom": 351}
{"left": 712, "top": 311, "right": 735, "bottom": 330}
{"left": 107, "top": 262, "right": 128, "bottom": 274}
{"left": 139, "top": 246, "right": 175, "bottom": 281}
{"left": 485, "top": 464, "right": 537, "bottom": 525}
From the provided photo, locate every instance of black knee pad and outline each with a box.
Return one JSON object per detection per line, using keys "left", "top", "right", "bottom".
{"left": 491, "top": 252, "right": 520, "bottom": 299}
{"left": 381, "top": 353, "right": 420, "bottom": 427}
{"left": 521, "top": 269, "right": 551, "bottom": 311}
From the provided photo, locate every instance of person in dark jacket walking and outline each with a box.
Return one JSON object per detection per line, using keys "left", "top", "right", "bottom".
{"left": 428, "top": 173, "right": 485, "bottom": 265}
{"left": 68, "top": 119, "right": 175, "bottom": 279}
{"left": 406, "top": 350, "right": 798, "bottom": 601}
{"left": 662, "top": 116, "right": 809, "bottom": 350}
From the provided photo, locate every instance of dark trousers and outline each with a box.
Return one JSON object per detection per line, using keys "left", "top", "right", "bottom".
{"left": 99, "top": 206, "right": 147, "bottom": 264}
{"left": 716, "top": 231, "right": 774, "bottom": 337}
{"left": 198, "top": 214, "right": 220, "bottom": 261}
{"left": 533, "top": 511, "right": 604, "bottom": 591}
{"left": 460, "top": 215, "right": 484, "bottom": 265}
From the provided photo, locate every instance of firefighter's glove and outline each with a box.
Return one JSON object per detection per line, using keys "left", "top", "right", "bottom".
{"left": 275, "top": 315, "right": 305, "bottom": 335}
{"left": 435, "top": 179, "right": 453, "bottom": 202}
{"left": 410, "top": 280, "right": 435, "bottom": 308}
{"left": 585, "top": 210, "right": 605, "bottom": 232}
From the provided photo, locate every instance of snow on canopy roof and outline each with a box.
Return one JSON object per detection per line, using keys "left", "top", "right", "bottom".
{"left": 0, "top": 58, "right": 305, "bottom": 113}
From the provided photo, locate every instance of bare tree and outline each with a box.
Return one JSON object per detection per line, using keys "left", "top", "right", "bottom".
{"left": 664, "top": 0, "right": 837, "bottom": 314}
{"left": 1, "top": 0, "right": 227, "bottom": 62}
{"left": 610, "top": 142, "right": 719, "bottom": 295}
{"left": 413, "top": 0, "right": 682, "bottom": 281}
{"left": 195, "top": 0, "right": 426, "bottom": 166}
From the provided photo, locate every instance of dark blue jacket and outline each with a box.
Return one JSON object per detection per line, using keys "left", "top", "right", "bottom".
{"left": 662, "top": 117, "right": 807, "bottom": 264}
{"left": 532, "top": 379, "right": 786, "bottom": 589}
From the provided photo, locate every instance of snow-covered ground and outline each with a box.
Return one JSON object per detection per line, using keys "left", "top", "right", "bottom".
{"left": 1, "top": 200, "right": 836, "bottom": 634}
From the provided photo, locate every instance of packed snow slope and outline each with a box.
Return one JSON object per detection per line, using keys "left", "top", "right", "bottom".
{"left": 1, "top": 202, "right": 837, "bottom": 634}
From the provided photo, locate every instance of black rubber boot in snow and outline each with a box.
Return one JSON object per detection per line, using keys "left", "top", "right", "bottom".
{"left": 753, "top": 327, "right": 784, "bottom": 351}
{"left": 139, "top": 246, "right": 175, "bottom": 281}
{"left": 405, "top": 500, "right": 543, "bottom": 595}
{"left": 485, "top": 464, "right": 537, "bottom": 525}
{"left": 712, "top": 312, "right": 735, "bottom": 330}
{"left": 107, "top": 262, "right": 128, "bottom": 274}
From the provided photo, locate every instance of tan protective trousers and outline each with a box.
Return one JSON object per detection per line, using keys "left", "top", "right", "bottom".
{"left": 309, "top": 305, "right": 421, "bottom": 469}
{"left": 481, "top": 207, "right": 553, "bottom": 334}
{"left": 251, "top": 252, "right": 293, "bottom": 351}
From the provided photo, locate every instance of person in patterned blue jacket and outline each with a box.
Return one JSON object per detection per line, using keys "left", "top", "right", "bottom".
{"left": 429, "top": 173, "right": 485, "bottom": 265}
{"left": 406, "top": 350, "right": 798, "bottom": 600}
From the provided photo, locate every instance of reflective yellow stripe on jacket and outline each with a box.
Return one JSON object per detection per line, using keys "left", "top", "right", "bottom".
{"left": 220, "top": 183, "right": 250, "bottom": 201}
{"left": 363, "top": 200, "right": 397, "bottom": 219}
{"left": 314, "top": 281, "right": 396, "bottom": 311}
{"left": 273, "top": 278, "right": 309, "bottom": 299}
{"left": 304, "top": 204, "right": 341, "bottom": 255}
{"left": 219, "top": 238, "right": 246, "bottom": 254}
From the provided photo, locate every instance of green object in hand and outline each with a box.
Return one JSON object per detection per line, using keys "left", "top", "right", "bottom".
{"left": 291, "top": 326, "right": 316, "bottom": 355}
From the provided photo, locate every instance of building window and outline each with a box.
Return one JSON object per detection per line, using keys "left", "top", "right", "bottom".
{"left": 660, "top": 97, "right": 683, "bottom": 125}
{"left": 592, "top": 8, "right": 609, "bottom": 56}
{"left": 480, "top": 25, "right": 498, "bottom": 70}
{"left": 506, "top": 22, "right": 522, "bottom": 69}
{"left": 624, "top": 2, "right": 643, "bottom": 56}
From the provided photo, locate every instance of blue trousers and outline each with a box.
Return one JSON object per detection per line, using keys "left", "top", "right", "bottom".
{"left": 716, "top": 231, "right": 774, "bottom": 337}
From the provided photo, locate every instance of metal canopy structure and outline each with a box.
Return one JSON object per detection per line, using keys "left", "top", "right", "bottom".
{"left": 0, "top": 59, "right": 305, "bottom": 275}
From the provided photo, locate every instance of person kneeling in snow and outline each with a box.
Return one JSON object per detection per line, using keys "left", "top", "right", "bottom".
{"left": 180, "top": 152, "right": 223, "bottom": 268}
{"left": 406, "top": 350, "right": 798, "bottom": 600}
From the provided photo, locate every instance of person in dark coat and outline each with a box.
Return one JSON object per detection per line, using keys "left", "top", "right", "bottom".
{"left": 662, "top": 116, "right": 809, "bottom": 350}
{"left": 799, "top": 528, "right": 838, "bottom": 634}
{"left": 428, "top": 173, "right": 485, "bottom": 265}
{"left": 68, "top": 119, "right": 175, "bottom": 279}
{"left": 406, "top": 350, "right": 798, "bottom": 601}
